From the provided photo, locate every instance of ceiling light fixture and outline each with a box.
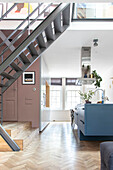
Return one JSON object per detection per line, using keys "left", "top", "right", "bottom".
{"left": 93, "top": 39, "right": 98, "bottom": 47}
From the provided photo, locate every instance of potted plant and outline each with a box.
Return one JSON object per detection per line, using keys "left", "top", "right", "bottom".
{"left": 78, "top": 90, "right": 94, "bottom": 103}
{"left": 92, "top": 70, "right": 102, "bottom": 88}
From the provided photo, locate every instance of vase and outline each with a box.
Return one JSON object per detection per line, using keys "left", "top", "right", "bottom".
{"left": 85, "top": 100, "right": 91, "bottom": 104}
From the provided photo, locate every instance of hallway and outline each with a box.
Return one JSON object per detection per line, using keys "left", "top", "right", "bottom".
{"left": 0, "top": 122, "right": 100, "bottom": 170}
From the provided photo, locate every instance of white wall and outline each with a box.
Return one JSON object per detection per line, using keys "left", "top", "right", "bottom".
{"left": 40, "top": 56, "right": 51, "bottom": 131}
{"left": 50, "top": 110, "right": 70, "bottom": 121}
{"left": 101, "top": 67, "right": 113, "bottom": 103}
{"left": 43, "top": 30, "right": 81, "bottom": 78}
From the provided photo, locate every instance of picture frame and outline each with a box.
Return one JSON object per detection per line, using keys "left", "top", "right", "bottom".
{"left": 22, "top": 71, "right": 35, "bottom": 85}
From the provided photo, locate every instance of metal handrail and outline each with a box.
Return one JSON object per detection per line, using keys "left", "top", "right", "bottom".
{"left": 0, "top": 3, "right": 53, "bottom": 59}
{"left": 0, "top": 3, "right": 68, "bottom": 70}
{"left": 0, "top": 3, "right": 43, "bottom": 47}
{"left": 0, "top": 3, "right": 18, "bottom": 21}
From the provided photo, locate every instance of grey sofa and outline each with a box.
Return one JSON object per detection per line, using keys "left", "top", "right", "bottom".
{"left": 100, "top": 142, "right": 113, "bottom": 170}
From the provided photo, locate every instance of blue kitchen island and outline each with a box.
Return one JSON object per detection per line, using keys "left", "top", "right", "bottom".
{"left": 74, "top": 104, "right": 113, "bottom": 141}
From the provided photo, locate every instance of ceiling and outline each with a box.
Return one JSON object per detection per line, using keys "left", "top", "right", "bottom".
{"left": 42, "top": 28, "right": 113, "bottom": 78}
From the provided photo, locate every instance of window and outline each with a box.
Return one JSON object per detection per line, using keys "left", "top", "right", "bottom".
{"left": 72, "top": 3, "right": 113, "bottom": 20}
{"left": 51, "top": 78, "right": 62, "bottom": 86}
{"left": 66, "top": 78, "right": 82, "bottom": 86}
{"left": 65, "top": 86, "right": 80, "bottom": 110}
{"left": 50, "top": 86, "right": 62, "bottom": 110}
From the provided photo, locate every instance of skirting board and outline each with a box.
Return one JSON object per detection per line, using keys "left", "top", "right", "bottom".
{"left": 78, "top": 129, "right": 113, "bottom": 141}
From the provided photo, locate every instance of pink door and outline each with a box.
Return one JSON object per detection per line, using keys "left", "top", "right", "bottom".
{"left": 18, "top": 59, "right": 40, "bottom": 127}
{"left": 3, "top": 81, "right": 18, "bottom": 121}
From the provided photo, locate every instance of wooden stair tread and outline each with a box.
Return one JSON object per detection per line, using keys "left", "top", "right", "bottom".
{"left": 0, "top": 128, "right": 23, "bottom": 151}
{"left": 0, "top": 138, "right": 23, "bottom": 151}
{"left": 5, "top": 129, "right": 11, "bottom": 136}
{"left": 1, "top": 122, "right": 38, "bottom": 151}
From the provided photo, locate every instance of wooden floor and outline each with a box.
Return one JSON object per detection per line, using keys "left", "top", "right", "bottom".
{"left": 0, "top": 122, "right": 101, "bottom": 170}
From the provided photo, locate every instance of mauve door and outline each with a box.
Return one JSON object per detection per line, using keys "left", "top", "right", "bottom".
{"left": 18, "top": 59, "right": 40, "bottom": 127}
{"left": 3, "top": 81, "right": 18, "bottom": 121}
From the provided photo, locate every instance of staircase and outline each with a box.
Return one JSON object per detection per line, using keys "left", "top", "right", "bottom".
{"left": 0, "top": 3, "right": 70, "bottom": 151}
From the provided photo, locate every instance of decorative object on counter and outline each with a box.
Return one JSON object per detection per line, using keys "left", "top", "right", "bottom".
{"left": 78, "top": 90, "right": 94, "bottom": 103}
{"left": 97, "top": 101, "right": 102, "bottom": 104}
{"left": 92, "top": 70, "right": 102, "bottom": 88}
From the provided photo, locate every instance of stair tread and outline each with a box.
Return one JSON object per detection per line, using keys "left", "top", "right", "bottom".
{"left": 0, "top": 138, "right": 23, "bottom": 151}
{"left": 28, "top": 43, "right": 39, "bottom": 56}
{"left": 54, "top": 13, "right": 62, "bottom": 33}
{"left": 0, "top": 83, "right": 6, "bottom": 87}
{"left": 1, "top": 72, "right": 14, "bottom": 80}
{"left": 10, "top": 63, "right": 23, "bottom": 72}
{"left": 36, "top": 33, "right": 47, "bottom": 48}
{"left": 19, "top": 53, "right": 31, "bottom": 64}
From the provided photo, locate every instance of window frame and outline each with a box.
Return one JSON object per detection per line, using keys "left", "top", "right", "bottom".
{"left": 72, "top": 3, "right": 113, "bottom": 22}
{"left": 50, "top": 85, "right": 63, "bottom": 110}
{"left": 65, "top": 86, "right": 80, "bottom": 110}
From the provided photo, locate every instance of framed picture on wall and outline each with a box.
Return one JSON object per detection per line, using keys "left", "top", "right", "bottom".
{"left": 22, "top": 71, "right": 35, "bottom": 85}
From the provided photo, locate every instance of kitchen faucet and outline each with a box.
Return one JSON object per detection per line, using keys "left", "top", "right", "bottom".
{"left": 93, "top": 89, "right": 105, "bottom": 104}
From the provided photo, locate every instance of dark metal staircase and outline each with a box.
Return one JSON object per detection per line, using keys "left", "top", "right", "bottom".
{"left": 0, "top": 3, "right": 70, "bottom": 151}
{"left": 0, "top": 3, "right": 70, "bottom": 93}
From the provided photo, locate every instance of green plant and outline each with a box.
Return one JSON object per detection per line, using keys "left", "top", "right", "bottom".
{"left": 78, "top": 90, "right": 94, "bottom": 101}
{"left": 92, "top": 70, "right": 102, "bottom": 88}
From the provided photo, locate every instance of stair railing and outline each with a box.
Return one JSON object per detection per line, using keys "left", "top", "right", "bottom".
{"left": 0, "top": 3, "right": 43, "bottom": 48}
{"left": 0, "top": 3, "right": 18, "bottom": 21}
{"left": 0, "top": 3, "right": 57, "bottom": 63}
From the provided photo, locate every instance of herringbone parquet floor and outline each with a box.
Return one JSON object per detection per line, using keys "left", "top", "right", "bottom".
{"left": 0, "top": 122, "right": 101, "bottom": 170}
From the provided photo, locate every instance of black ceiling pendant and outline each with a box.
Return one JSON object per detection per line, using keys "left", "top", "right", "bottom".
{"left": 93, "top": 39, "right": 98, "bottom": 47}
